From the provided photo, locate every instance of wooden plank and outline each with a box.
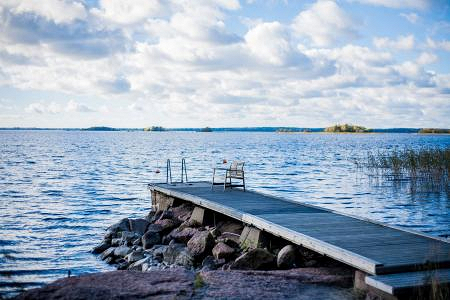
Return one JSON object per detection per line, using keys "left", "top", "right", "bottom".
{"left": 365, "top": 269, "right": 450, "bottom": 295}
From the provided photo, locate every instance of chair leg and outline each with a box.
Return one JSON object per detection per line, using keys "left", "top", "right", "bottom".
{"left": 243, "top": 177, "right": 245, "bottom": 191}
{"left": 223, "top": 173, "right": 227, "bottom": 191}
{"left": 211, "top": 169, "right": 215, "bottom": 190}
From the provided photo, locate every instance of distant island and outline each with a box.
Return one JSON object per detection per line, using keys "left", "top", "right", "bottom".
{"left": 324, "top": 124, "right": 370, "bottom": 133}
{"left": 199, "top": 127, "right": 212, "bottom": 132}
{"left": 144, "top": 126, "right": 165, "bottom": 132}
{"left": 82, "top": 126, "right": 117, "bottom": 131}
{"left": 418, "top": 128, "right": 450, "bottom": 134}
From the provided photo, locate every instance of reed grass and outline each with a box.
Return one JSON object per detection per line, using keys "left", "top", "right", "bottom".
{"left": 355, "top": 147, "right": 450, "bottom": 187}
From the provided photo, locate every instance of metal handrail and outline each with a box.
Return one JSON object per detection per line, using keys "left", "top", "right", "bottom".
{"left": 166, "top": 159, "right": 172, "bottom": 184}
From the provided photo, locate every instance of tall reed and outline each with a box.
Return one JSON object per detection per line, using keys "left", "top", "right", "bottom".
{"left": 356, "top": 147, "right": 450, "bottom": 187}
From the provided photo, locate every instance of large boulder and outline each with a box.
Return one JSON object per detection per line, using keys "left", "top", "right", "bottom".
{"left": 142, "top": 231, "right": 161, "bottom": 249}
{"left": 125, "top": 249, "right": 145, "bottom": 264}
{"left": 121, "top": 231, "right": 140, "bottom": 246}
{"left": 157, "top": 210, "right": 174, "bottom": 221}
{"left": 174, "top": 250, "right": 195, "bottom": 269}
{"left": 114, "top": 245, "right": 131, "bottom": 258}
{"left": 146, "top": 223, "right": 164, "bottom": 233}
{"left": 230, "top": 248, "right": 275, "bottom": 270}
{"left": 217, "top": 232, "right": 240, "bottom": 248}
{"left": 212, "top": 242, "right": 235, "bottom": 260}
{"left": 187, "top": 231, "right": 215, "bottom": 259}
{"left": 172, "top": 227, "right": 199, "bottom": 244}
{"left": 217, "top": 221, "right": 243, "bottom": 235}
{"left": 128, "top": 257, "right": 152, "bottom": 271}
{"left": 154, "top": 218, "right": 180, "bottom": 234}
{"left": 150, "top": 245, "right": 168, "bottom": 262}
{"left": 92, "top": 241, "right": 110, "bottom": 254}
{"left": 277, "top": 245, "right": 297, "bottom": 269}
{"left": 172, "top": 203, "right": 194, "bottom": 222}
{"left": 99, "top": 247, "right": 116, "bottom": 260}
{"left": 105, "top": 218, "right": 130, "bottom": 239}
{"left": 128, "top": 219, "right": 149, "bottom": 235}
{"left": 163, "top": 242, "right": 186, "bottom": 264}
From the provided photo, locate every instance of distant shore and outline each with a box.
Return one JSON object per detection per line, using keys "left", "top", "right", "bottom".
{"left": 2, "top": 127, "right": 444, "bottom": 133}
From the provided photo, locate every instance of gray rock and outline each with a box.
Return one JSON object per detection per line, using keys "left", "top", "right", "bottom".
{"left": 212, "top": 242, "right": 235, "bottom": 260}
{"left": 154, "top": 218, "right": 180, "bottom": 234}
{"left": 111, "top": 238, "right": 122, "bottom": 247}
{"left": 171, "top": 203, "right": 194, "bottom": 222}
{"left": 132, "top": 238, "right": 142, "bottom": 246}
{"left": 172, "top": 227, "right": 199, "bottom": 244}
{"left": 128, "top": 219, "right": 149, "bottom": 235}
{"left": 104, "top": 256, "right": 114, "bottom": 264}
{"left": 187, "top": 231, "right": 215, "bottom": 259}
{"left": 217, "top": 232, "right": 240, "bottom": 247}
{"left": 216, "top": 221, "right": 243, "bottom": 235}
{"left": 174, "top": 250, "right": 194, "bottom": 268}
{"left": 230, "top": 248, "right": 275, "bottom": 270}
{"left": 277, "top": 245, "right": 297, "bottom": 269}
{"left": 163, "top": 242, "right": 186, "bottom": 264}
{"left": 105, "top": 218, "right": 130, "bottom": 239}
{"left": 92, "top": 241, "right": 110, "bottom": 254}
{"left": 126, "top": 249, "right": 145, "bottom": 264}
{"left": 100, "top": 247, "right": 116, "bottom": 260}
{"left": 114, "top": 245, "right": 131, "bottom": 257}
{"left": 151, "top": 245, "right": 168, "bottom": 262}
{"left": 146, "top": 223, "right": 164, "bottom": 233}
{"left": 142, "top": 231, "right": 161, "bottom": 249}
{"left": 158, "top": 210, "right": 174, "bottom": 221}
{"left": 121, "top": 231, "right": 140, "bottom": 245}
{"left": 128, "top": 256, "right": 152, "bottom": 271}
{"left": 116, "top": 258, "right": 129, "bottom": 270}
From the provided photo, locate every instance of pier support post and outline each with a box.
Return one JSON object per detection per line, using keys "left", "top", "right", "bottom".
{"left": 189, "top": 207, "right": 214, "bottom": 225}
{"left": 239, "top": 226, "right": 268, "bottom": 250}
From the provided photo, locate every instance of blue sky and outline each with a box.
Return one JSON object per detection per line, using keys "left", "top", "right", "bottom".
{"left": 0, "top": 0, "right": 449, "bottom": 128}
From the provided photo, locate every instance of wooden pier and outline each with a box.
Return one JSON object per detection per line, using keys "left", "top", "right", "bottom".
{"left": 148, "top": 182, "right": 450, "bottom": 297}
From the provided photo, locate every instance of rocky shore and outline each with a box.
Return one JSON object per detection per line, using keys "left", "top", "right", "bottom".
{"left": 15, "top": 202, "right": 360, "bottom": 299}
{"left": 91, "top": 202, "right": 348, "bottom": 273}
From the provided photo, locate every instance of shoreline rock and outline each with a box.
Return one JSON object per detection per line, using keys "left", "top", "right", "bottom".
{"left": 14, "top": 268, "right": 354, "bottom": 300}
{"left": 91, "top": 202, "right": 353, "bottom": 281}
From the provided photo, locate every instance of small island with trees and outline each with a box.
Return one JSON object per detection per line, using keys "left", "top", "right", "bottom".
{"left": 144, "top": 126, "right": 165, "bottom": 132}
{"left": 324, "top": 124, "right": 371, "bottom": 133}
{"left": 418, "top": 128, "right": 450, "bottom": 134}
{"left": 82, "top": 126, "right": 117, "bottom": 131}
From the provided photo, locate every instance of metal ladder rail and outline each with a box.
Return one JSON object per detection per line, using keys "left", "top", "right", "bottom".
{"left": 166, "top": 158, "right": 188, "bottom": 184}
{"left": 166, "top": 159, "right": 172, "bottom": 184}
{"left": 181, "top": 158, "right": 188, "bottom": 183}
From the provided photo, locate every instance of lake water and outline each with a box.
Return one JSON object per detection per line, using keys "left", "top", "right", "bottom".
{"left": 1, "top": 131, "right": 449, "bottom": 296}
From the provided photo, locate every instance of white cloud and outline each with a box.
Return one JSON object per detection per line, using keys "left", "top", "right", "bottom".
{"left": 91, "top": 0, "right": 163, "bottom": 25}
{"left": 66, "top": 100, "right": 95, "bottom": 112}
{"left": 352, "top": 0, "right": 428, "bottom": 10}
{"left": 5, "top": 0, "right": 86, "bottom": 24}
{"left": 373, "top": 35, "right": 415, "bottom": 50}
{"left": 426, "top": 37, "right": 450, "bottom": 52}
{"left": 292, "top": 0, "right": 357, "bottom": 47}
{"left": 245, "top": 22, "right": 297, "bottom": 66}
{"left": 416, "top": 52, "right": 437, "bottom": 65}
{"left": 400, "top": 12, "right": 419, "bottom": 24}
{"left": 25, "top": 100, "right": 94, "bottom": 114}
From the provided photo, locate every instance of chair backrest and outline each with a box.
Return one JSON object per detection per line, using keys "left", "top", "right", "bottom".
{"left": 229, "top": 161, "right": 244, "bottom": 177}
{"left": 230, "top": 161, "right": 244, "bottom": 171}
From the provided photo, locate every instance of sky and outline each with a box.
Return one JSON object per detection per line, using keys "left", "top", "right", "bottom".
{"left": 0, "top": 0, "right": 449, "bottom": 128}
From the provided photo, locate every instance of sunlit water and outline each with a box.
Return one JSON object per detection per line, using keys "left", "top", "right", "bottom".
{"left": 1, "top": 131, "right": 449, "bottom": 296}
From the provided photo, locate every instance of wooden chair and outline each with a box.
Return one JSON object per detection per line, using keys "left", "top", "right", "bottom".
{"left": 212, "top": 161, "right": 246, "bottom": 191}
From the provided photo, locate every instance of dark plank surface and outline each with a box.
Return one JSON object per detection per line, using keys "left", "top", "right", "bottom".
{"left": 151, "top": 182, "right": 450, "bottom": 275}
